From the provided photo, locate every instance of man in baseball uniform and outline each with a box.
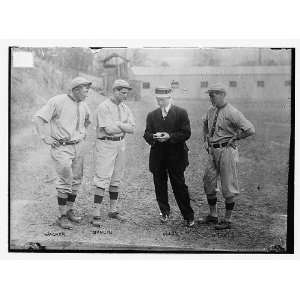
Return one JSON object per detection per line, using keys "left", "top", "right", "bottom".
{"left": 91, "top": 79, "right": 135, "bottom": 227}
{"left": 33, "top": 77, "right": 92, "bottom": 230}
{"left": 144, "top": 87, "right": 195, "bottom": 227}
{"left": 200, "top": 83, "right": 255, "bottom": 230}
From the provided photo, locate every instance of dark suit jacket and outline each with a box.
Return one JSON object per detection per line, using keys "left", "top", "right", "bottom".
{"left": 143, "top": 105, "right": 191, "bottom": 173}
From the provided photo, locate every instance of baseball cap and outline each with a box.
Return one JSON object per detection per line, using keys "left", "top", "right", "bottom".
{"left": 112, "top": 79, "right": 132, "bottom": 90}
{"left": 206, "top": 83, "right": 227, "bottom": 94}
{"left": 155, "top": 86, "right": 172, "bottom": 98}
{"left": 71, "top": 77, "right": 92, "bottom": 90}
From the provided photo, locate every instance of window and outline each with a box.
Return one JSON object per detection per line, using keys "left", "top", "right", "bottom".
{"left": 201, "top": 81, "right": 208, "bottom": 88}
{"left": 143, "top": 82, "right": 150, "bottom": 89}
{"left": 284, "top": 80, "right": 291, "bottom": 86}
{"left": 257, "top": 81, "right": 264, "bottom": 87}
{"left": 229, "top": 81, "right": 237, "bottom": 87}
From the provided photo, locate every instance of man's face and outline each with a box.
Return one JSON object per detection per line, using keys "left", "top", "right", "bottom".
{"left": 113, "top": 88, "right": 130, "bottom": 102}
{"left": 208, "top": 91, "right": 225, "bottom": 107}
{"left": 156, "top": 96, "right": 171, "bottom": 108}
{"left": 73, "top": 84, "right": 90, "bottom": 101}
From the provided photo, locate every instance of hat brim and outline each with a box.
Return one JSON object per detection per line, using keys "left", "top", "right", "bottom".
{"left": 114, "top": 86, "right": 132, "bottom": 90}
{"left": 155, "top": 93, "right": 171, "bottom": 98}
{"left": 205, "top": 89, "right": 225, "bottom": 93}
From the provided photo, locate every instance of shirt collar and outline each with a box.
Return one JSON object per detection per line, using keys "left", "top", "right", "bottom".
{"left": 161, "top": 99, "right": 172, "bottom": 113}
{"left": 68, "top": 94, "right": 81, "bottom": 103}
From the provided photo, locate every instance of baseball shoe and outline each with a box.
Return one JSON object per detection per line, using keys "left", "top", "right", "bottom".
{"left": 159, "top": 213, "right": 170, "bottom": 223}
{"left": 186, "top": 219, "right": 195, "bottom": 228}
{"left": 215, "top": 220, "right": 232, "bottom": 230}
{"left": 198, "top": 215, "right": 218, "bottom": 225}
{"left": 91, "top": 216, "right": 102, "bottom": 227}
{"left": 56, "top": 215, "right": 73, "bottom": 230}
{"left": 108, "top": 212, "right": 126, "bottom": 222}
{"left": 66, "top": 209, "right": 81, "bottom": 223}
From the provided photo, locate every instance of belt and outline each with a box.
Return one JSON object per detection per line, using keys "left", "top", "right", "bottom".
{"left": 210, "top": 142, "right": 228, "bottom": 149}
{"left": 98, "top": 136, "right": 124, "bottom": 141}
{"left": 58, "top": 140, "right": 80, "bottom": 145}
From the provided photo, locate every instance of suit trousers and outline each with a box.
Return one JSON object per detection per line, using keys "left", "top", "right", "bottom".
{"left": 152, "top": 164, "right": 194, "bottom": 221}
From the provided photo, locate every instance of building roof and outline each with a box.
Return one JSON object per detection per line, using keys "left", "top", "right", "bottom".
{"left": 131, "top": 65, "right": 291, "bottom": 76}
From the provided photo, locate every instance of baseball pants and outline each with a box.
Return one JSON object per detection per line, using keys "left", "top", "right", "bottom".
{"left": 93, "top": 139, "right": 125, "bottom": 192}
{"left": 50, "top": 142, "right": 84, "bottom": 197}
{"left": 203, "top": 146, "right": 240, "bottom": 200}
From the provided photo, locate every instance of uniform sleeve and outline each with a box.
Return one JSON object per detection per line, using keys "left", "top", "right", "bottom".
{"left": 127, "top": 107, "right": 136, "bottom": 127}
{"left": 96, "top": 103, "right": 111, "bottom": 128}
{"left": 34, "top": 98, "right": 58, "bottom": 122}
{"left": 231, "top": 108, "right": 255, "bottom": 133}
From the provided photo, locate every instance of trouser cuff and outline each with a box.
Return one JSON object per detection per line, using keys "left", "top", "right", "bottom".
{"left": 109, "top": 185, "right": 119, "bottom": 193}
{"left": 57, "top": 192, "right": 68, "bottom": 199}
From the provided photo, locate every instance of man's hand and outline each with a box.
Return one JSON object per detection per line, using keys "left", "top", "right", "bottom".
{"left": 226, "top": 135, "right": 237, "bottom": 148}
{"left": 153, "top": 132, "right": 170, "bottom": 143}
{"left": 115, "top": 121, "right": 122, "bottom": 128}
{"left": 42, "top": 136, "right": 60, "bottom": 147}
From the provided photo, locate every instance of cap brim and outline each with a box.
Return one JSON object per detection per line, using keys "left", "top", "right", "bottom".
{"left": 155, "top": 94, "right": 171, "bottom": 98}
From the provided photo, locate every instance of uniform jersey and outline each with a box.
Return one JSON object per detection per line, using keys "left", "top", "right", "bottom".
{"left": 35, "top": 94, "right": 91, "bottom": 141}
{"left": 95, "top": 98, "right": 135, "bottom": 138}
{"left": 203, "top": 103, "right": 254, "bottom": 144}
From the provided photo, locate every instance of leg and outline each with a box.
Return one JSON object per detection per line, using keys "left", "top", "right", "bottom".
{"left": 168, "top": 167, "right": 194, "bottom": 221}
{"left": 93, "top": 140, "right": 118, "bottom": 191}
{"left": 219, "top": 147, "right": 239, "bottom": 221}
{"left": 109, "top": 141, "right": 125, "bottom": 215}
{"left": 215, "top": 148, "right": 239, "bottom": 230}
{"left": 152, "top": 168, "right": 170, "bottom": 216}
{"left": 50, "top": 146, "right": 74, "bottom": 229}
{"left": 91, "top": 187, "right": 105, "bottom": 227}
{"left": 203, "top": 153, "right": 219, "bottom": 218}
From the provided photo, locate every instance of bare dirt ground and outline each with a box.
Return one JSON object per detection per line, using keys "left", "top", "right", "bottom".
{"left": 10, "top": 90, "right": 290, "bottom": 252}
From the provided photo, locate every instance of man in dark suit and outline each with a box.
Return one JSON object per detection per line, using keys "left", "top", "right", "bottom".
{"left": 143, "top": 87, "right": 195, "bottom": 227}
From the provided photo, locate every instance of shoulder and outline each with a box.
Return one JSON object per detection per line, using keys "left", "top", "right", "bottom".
{"left": 48, "top": 94, "right": 68, "bottom": 106}
{"left": 172, "top": 105, "right": 188, "bottom": 116}
{"left": 147, "top": 108, "right": 160, "bottom": 118}
{"left": 97, "top": 98, "right": 110, "bottom": 110}
{"left": 225, "top": 103, "right": 242, "bottom": 117}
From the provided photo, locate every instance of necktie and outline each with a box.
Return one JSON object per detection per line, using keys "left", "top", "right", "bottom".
{"left": 162, "top": 107, "right": 167, "bottom": 119}
{"left": 209, "top": 108, "right": 219, "bottom": 138}
{"left": 76, "top": 102, "right": 80, "bottom": 131}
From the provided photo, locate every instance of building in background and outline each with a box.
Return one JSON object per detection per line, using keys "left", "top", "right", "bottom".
{"left": 130, "top": 65, "right": 291, "bottom": 100}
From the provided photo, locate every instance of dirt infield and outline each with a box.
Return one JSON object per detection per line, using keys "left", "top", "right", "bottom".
{"left": 10, "top": 90, "right": 290, "bottom": 252}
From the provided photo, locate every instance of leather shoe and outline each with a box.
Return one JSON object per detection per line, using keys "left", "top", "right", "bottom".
{"left": 91, "top": 216, "right": 102, "bottom": 227}
{"left": 198, "top": 215, "right": 218, "bottom": 225}
{"left": 159, "top": 213, "right": 170, "bottom": 223}
{"left": 108, "top": 212, "right": 126, "bottom": 222}
{"left": 56, "top": 215, "right": 73, "bottom": 230}
{"left": 215, "top": 220, "right": 232, "bottom": 230}
{"left": 186, "top": 219, "right": 195, "bottom": 227}
{"left": 66, "top": 209, "right": 81, "bottom": 223}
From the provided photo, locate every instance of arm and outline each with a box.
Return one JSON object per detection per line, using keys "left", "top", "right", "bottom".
{"left": 32, "top": 116, "right": 60, "bottom": 147}
{"left": 33, "top": 99, "right": 60, "bottom": 147}
{"left": 202, "top": 114, "right": 209, "bottom": 143}
{"left": 227, "top": 110, "right": 255, "bottom": 146}
{"left": 143, "top": 113, "right": 156, "bottom": 145}
{"left": 168, "top": 109, "right": 191, "bottom": 143}
{"left": 97, "top": 104, "right": 123, "bottom": 135}
{"left": 116, "top": 109, "right": 135, "bottom": 134}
